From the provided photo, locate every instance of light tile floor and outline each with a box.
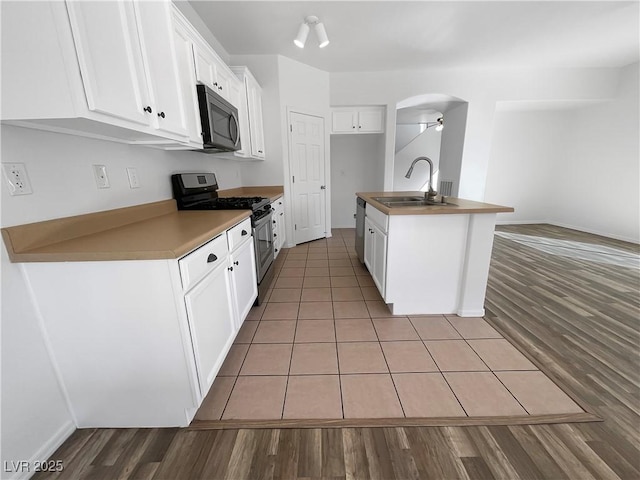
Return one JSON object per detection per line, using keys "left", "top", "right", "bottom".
{"left": 195, "top": 229, "right": 584, "bottom": 422}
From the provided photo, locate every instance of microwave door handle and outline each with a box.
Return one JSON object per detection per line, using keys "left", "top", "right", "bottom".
{"left": 230, "top": 113, "right": 240, "bottom": 146}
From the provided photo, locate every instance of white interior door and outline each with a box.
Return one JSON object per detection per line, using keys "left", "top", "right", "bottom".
{"left": 289, "top": 112, "right": 326, "bottom": 244}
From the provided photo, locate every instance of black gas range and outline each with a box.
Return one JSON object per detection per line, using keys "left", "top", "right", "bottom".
{"left": 171, "top": 173, "right": 275, "bottom": 304}
{"left": 172, "top": 174, "right": 272, "bottom": 223}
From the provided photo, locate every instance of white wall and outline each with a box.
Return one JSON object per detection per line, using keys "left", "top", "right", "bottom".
{"left": 393, "top": 124, "right": 442, "bottom": 191}
{"left": 331, "top": 135, "right": 385, "bottom": 228}
{"left": 0, "top": 125, "right": 244, "bottom": 472}
{"left": 330, "top": 67, "right": 622, "bottom": 201}
{"left": 484, "top": 63, "right": 639, "bottom": 243}
{"left": 485, "top": 110, "right": 565, "bottom": 223}
{"left": 231, "top": 55, "right": 331, "bottom": 242}
{"left": 551, "top": 63, "right": 639, "bottom": 242}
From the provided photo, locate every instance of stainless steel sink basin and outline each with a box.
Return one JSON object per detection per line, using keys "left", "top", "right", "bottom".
{"left": 372, "top": 196, "right": 456, "bottom": 207}
{"left": 372, "top": 196, "right": 424, "bottom": 203}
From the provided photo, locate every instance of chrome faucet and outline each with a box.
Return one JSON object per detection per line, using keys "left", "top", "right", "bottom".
{"left": 405, "top": 156, "right": 437, "bottom": 200}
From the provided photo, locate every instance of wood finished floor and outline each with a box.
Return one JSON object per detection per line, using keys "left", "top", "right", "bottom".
{"left": 33, "top": 224, "right": 640, "bottom": 480}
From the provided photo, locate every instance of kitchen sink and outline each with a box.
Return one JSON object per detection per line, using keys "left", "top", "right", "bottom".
{"left": 372, "top": 196, "right": 456, "bottom": 207}
{"left": 372, "top": 196, "right": 423, "bottom": 203}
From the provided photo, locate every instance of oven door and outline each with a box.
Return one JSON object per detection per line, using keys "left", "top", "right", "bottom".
{"left": 253, "top": 210, "right": 274, "bottom": 283}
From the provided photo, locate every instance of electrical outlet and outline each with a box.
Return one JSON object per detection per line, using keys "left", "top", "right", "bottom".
{"left": 92, "top": 165, "right": 110, "bottom": 189}
{"left": 2, "top": 163, "right": 33, "bottom": 195}
{"left": 126, "top": 167, "right": 140, "bottom": 189}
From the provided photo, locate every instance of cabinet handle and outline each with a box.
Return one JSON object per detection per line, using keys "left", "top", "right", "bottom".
{"left": 234, "top": 261, "right": 239, "bottom": 265}
{"left": 143, "top": 106, "right": 152, "bottom": 113}
{"left": 273, "top": 220, "right": 277, "bottom": 224}
{"left": 274, "top": 233, "right": 277, "bottom": 237}
{"left": 278, "top": 201, "right": 282, "bottom": 205}
{"left": 352, "top": 125, "right": 355, "bottom": 129}
{"left": 157, "top": 111, "right": 165, "bottom": 118}
{"left": 213, "top": 82, "right": 218, "bottom": 87}
{"left": 219, "top": 86, "right": 223, "bottom": 91}
{"left": 207, "top": 253, "right": 217, "bottom": 263}
{"left": 320, "top": 185, "right": 326, "bottom": 190}
{"left": 359, "top": 125, "right": 362, "bottom": 128}
{"left": 228, "top": 266, "right": 233, "bottom": 272}
{"left": 275, "top": 248, "right": 278, "bottom": 253}
{"left": 280, "top": 212, "right": 283, "bottom": 216}
{"left": 258, "top": 150, "right": 263, "bottom": 153}
{"left": 241, "top": 229, "right": 248, "bottom": 236}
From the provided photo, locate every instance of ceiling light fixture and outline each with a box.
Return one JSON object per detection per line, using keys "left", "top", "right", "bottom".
{"left": 294, "top": 16, "right": 329, "bottom": 48}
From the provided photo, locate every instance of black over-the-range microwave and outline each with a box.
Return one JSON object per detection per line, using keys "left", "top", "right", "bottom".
{"left": 196, "top": 84, "right": 241, "bottom": 154}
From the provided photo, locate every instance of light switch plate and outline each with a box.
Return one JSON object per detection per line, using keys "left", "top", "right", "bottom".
{"left": 92, "top": 165, "right": 110, "bottom": 189}
{"left": 126, "top": 167, "right": 140, "bottom": 189}
{"left": 2, "top": 163, "right": 33, "bottom": 195}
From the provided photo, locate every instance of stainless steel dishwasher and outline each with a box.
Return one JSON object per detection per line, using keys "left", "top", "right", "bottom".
{"left": 355, "top": 197, "right": 366, "bottom": 263}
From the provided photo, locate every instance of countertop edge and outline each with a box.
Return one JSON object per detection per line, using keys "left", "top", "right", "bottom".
{"left": 356, "top": 192, "right": 514, "bottom": 215}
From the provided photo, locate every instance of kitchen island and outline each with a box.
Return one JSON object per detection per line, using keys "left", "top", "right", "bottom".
{"left": 357, "top": 192, "right": 514, "bottom": 316}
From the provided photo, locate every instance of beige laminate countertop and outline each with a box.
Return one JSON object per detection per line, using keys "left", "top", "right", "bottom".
{"left": 218, "top": 186, "right": 283, "bottom": 202}
{"left": 3, "top": 186, "right": 286, "bottom": 263}
{"left": 2, "top": 200, "right": 250, "bottom": 263}
{"left": 357, "top": 192, "right": 514, "bottom": 215}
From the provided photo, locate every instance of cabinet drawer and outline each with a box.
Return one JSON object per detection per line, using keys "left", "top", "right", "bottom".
{"left": 227, "top": 217, "right": 252, "bottom": 252}
{"left": 366, "top": 204, "right": 389, "bottom": 233}
{"left": 179, "top": 234, "right": 228, "bottom": 291}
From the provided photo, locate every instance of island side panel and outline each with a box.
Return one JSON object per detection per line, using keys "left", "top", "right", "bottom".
{"left": 386, "top": 213, "right": 469, "bottom": 315}
{"left": 456, "top": 213, "right": 499, "bottom": 317}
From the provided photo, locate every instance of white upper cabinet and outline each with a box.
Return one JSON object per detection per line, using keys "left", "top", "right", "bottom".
{"left": 65, "top": 0, "right": 189, "bottom": 138}
{"left": 1, "top": 1, "right": 193, "bottom": 144}
{"left": 230, "top": 66, "right": 266, "bottom": 160}
{"left": 331, "top": 106, "right": 385, "bottom": 134}
{"left": 193, "top": 40, "right": 240, "bottom": 107}
{"left": 133, "top": 1, "right": 189, "bottom": 137}
{"left": 171, "top": 12, "right": 204, "bottom": 147}
{"left": 65, "top": 1, "right": 150, "bottom": 126}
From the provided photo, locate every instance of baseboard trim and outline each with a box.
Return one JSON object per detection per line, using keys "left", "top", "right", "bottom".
{"left": 548, "top": 221, "right": 639, "bottom": 244}
{"left": 457, "top": 309, "right": 485, "bottom": 317}
{"left": 495, "top": 221, "right": 638, "bottom": 244}
{"left": 7, "top": 421, "right": 76, "bottom": 480}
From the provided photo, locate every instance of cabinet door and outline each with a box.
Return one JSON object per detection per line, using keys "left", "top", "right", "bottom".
{"left": 358, "top": 109, "right": 384, "bottom": 133}
{"left": 66, "top": 1, "right": 151, "bottom": 125}
{"left": 371, "top": 223, "right": 387, "bottom": 297}
{"left": 229, "top": 238, "right": 258, "bottom": 328}
{"left": 184, "top": 262, "right": 235, "bottom": 397}
{"left": 275, "top": 198, "right": 286, "bottom": 250}
{"left": 193, "top": 44, "right": 217, "bottom": 90}
{"left": 215, "top": 67, "right": 233, "bottom": 103}
{"left": 135, "top": 1, "right": 188, "bottom": 137}
{"left": 172, "top": 16, "right": 203, "bottom": 145}
{"left": 247, "top": 78, "right": 265, "bottom": 158}
{"left": 332, "top": 110, "right": 357, "bottom": 133}
{"left": 364, "top": 217, "right": 374, "bottom": 273}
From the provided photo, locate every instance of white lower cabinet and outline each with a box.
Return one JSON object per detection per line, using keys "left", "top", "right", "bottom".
{"left": 184, "top": 256, "right": 235, "bottom": 398}
{"left": 272, "top": 196, "right": 286, "bottom": 258}
{"left": 228, "top": 235, "right": 258, "bottom": 329}
{"left": 364, "top": 216, "right": 388, "bottom": 297}
{"left": 21, "top": 218, "right": 258, "bottom": 427}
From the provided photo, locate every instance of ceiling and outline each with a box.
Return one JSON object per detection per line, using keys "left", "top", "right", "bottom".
{"left": 187, "top": 1, "right": 640, "bottom": 73}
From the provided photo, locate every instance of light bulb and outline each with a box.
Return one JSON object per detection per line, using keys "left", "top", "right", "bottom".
{"left": 294, "top": 23, "right": 309, "bottom": 48}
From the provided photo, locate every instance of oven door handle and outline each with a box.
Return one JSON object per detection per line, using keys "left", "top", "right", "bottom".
{"left": 253, "top": 210, "right": 273, "bottom": 228}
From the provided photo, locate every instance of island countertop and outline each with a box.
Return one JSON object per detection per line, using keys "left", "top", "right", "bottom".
{"left": 357, "top": 191, "right": 514, "bottom": 215}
